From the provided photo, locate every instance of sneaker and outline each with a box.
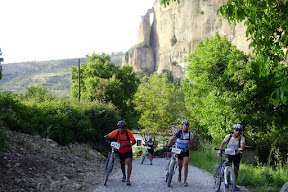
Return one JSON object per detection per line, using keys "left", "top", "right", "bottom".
{"left": 126, "top": 180, "right": 131, "bottom": 186}
{"left": 150, "top": 162, "right": 152, "bottom": 165}
{"left": 178, "top": 174, "right": 181, "bottom": 182}
{"left": 184, "top": 181, "right": 188, "bottom": 187}
{"left": 121, "top": 176, "right": 126, "bottom": 182}
{"left": 235, "top": 186, "right": 240, "bottom": 191}
{"left": 225, "top": 184, "right": 229, "bottom": 189}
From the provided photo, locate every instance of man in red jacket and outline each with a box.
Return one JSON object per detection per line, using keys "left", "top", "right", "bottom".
{"left": 104, "top": 120, "right": 136, "bottom": 186}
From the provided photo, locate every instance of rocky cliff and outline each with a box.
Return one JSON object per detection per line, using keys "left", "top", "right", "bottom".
{"left": 123, "top": 0, "right": 251, "bottom": 78}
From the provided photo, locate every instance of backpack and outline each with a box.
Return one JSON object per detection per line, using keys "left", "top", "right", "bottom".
{"left": 115, "top": 130, "right": 130, "bottom": 142}
{"left": 227, "top": 134, "right": 241, "bottom": 148}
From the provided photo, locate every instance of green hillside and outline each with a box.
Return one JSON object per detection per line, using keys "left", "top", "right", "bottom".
{"left": 0, "top": 54, "right": 123, "bottom": 97}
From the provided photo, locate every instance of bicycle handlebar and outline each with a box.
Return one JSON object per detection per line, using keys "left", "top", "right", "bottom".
{"left": 215, "top": 148, "right": 225, "bottom": 151}
{"left": 215, "top": 148, "right": 242, "bottom": 156}
{"left": 214, "top": 148, "right": 240, "bottom": 152}
{"left": 105, "top": 140, "right": 132, "bottom": 148}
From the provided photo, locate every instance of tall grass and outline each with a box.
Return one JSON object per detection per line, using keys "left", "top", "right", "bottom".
{"left": 189, "top": 141, "right": 288, "bottom": 192}
{"left": 239, "top": 163, "right": 288, "bottom": 191}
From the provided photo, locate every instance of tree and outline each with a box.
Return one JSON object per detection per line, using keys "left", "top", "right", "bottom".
{"left": 25, "top": 85, "right": 55, "bottom": 102}
{"left": 161, "top": 0, "right": 288, "bottom": 104}
{"left": 161, "top": 0, "right": 179, "bottom": 7}
{"left": 218, "top": 0, "right": 288, "bottom": 104}
{"left": 134, "top": 72, "right": 184, "bottom": 134}
{"left": 182, "top": 33, "right": 288, "bottom": 162}
{"left": 182, "top": 34, "right": 251, "bottom": 142}
{"left": 70, "top": 53, "right": 140, "bottom": 126}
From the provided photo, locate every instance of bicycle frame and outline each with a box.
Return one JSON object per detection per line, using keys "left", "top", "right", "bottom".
{"left": 214, "top": 148, "right": 237, "bottom": 192}
{"left": 165, "top": 147, "right": 182, "bottom": 187}
{"left": 104, "top": 141, "right": 120, "bottom": 186}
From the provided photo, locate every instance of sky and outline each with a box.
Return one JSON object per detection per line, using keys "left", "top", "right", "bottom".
{"left": 0, "top": 0, "right": 155, "bottom": 64}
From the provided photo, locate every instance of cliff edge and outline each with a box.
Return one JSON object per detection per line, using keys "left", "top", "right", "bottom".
{"left": 124, "top": 0, "right": 250, "bottom": 79}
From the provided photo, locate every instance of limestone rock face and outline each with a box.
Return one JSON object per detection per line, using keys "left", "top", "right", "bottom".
{"left": 123, "top": 46, "right": 155, "bottom": 71}
{"left": 125, "top": 0, "right": 251, "bottom": 78}
{"left": 138, "top": 8, "right": 154, "bottom": 45}
{"left": 122, "top": 9, "right": 155, "bottom": 72}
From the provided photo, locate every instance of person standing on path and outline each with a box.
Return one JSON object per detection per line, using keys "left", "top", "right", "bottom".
{"left": 167, "top": 120, "right": 194, "bottom": 187}
{"left": 218, "top": 123, "right": 245, "bottom": 191}
{"left": 144, "top": 136, "right": 157, "bottom": 165}
{"left": 104, "top": 120, "right": 136, "bottom": 186}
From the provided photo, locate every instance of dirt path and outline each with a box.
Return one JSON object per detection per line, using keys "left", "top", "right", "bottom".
{"left": 92, "top": 157, "right": 251, "bottom": 192}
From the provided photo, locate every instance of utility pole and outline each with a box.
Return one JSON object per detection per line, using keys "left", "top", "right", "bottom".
{"left": 0, "top": 48, "right": 3, "bottom": 63}
{"left": 0, "top": 48, "right": 3, "bottom": 80}
{"left": 78, "top": 58, "right": 81, "bottom": 102}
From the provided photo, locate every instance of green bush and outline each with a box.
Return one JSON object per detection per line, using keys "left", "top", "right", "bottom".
{"left": 0, "top": 90, "right": 120, "bottom": 146}
{"left": 154, "top": 147, "right": 167, "bottom": 157}
{"left": 133, "top": 146, "right": 144, "bottom": 157}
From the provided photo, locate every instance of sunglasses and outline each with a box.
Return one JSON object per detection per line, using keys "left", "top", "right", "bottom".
{"left": 118, "top": 126, "right": 125, "bottom": 129}
{"left": 234, "top": 129, "right": 240, "bottom": 132}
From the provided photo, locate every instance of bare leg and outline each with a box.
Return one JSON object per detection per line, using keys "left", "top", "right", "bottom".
{"left": 121, "top": 161, "right": 126, "bottom": 177}
{"left": 126, "top": 158, "right": 132, "bottom": 180}
{"left": 234, "top": 166, "right": 239, "bottom": 180}
{"left": 183, "top": 157, "right": 189, "bottom": 181}
{"left": 178, "top": 159, "right": 183, "bottom": 176}
{"left": 149, "top": 154, "right": 153, "bottom": 164}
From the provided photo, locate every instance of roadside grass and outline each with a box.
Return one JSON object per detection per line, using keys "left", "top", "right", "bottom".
{"left": 190, "top": 149, "right": 288, "bottom": 192}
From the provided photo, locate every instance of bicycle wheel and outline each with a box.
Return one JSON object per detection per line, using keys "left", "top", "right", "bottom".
{"left": 165, "top": 161, "right": 170, "bottom": 182}
{"left": 167, "top": 159, "right": 175, "bottom": 187}
{"left": 104, "top": 157, "right": 113, "bottom": 186}
{"left": 141, "top": 152, "right": 147, "bottom": 164}
{"left": 224, "top": 166, "right": 236, "bottom": 192}
{"left": 281, "top": 182, "right": 288, "bottom": 192}
{"left": 163, "top": 152, "right": 168, "bottom": 160}
{"left": 165, "top": 171, "right": 169, "bottom": 182}
{"left": 213, "top": 164, "right": 221, "bottom": 192}
{"left": 104, "top": 152, "right": 110, "bottom": 170}
{"left": 163, "top": 152, "right": 172, "bottom": 160}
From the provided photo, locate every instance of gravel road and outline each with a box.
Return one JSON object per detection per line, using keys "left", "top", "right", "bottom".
{"left": 92, "top": 157, "right": 251, "bottom": 192}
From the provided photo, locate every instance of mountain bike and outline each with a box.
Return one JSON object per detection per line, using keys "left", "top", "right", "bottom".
{"left": 103, "top": 141, "right": 121, "bottom": 186}
{"left": 213, "top": 148, "right": 237, "bottom": 192}
{"left": 281, "top": 181, "right": 288, "bottom": 192}
{"left": 141, "top": 145, "right": 151, "bottom": 164}
{"left": 165, "top": 146, "right": 182, "bottom": 187}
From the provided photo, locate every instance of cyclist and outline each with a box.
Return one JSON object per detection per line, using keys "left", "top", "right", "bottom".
{"left": 167, "top": 120, "right": 194, "bottom": 187}
{"left": 218, "top": 123, "right": 245, "bottom": 191}
{"left": 144, "top": 136, "right": 157, "bottom": 165}
{"left": 104, "top": 120, "right": 136, "bottom": 186}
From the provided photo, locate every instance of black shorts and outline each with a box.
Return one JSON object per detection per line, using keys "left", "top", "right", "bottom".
{"left": 148, "top": 149, "right": 154, "bottom": 155}
{"left": 178, "top": 151, "right": 189, "bottom": 160}
{"left": 227, "top": 153, "right": 241, "bottom": 167}
{"left": 118, "top": 149, "right": 133, "bottom": 162}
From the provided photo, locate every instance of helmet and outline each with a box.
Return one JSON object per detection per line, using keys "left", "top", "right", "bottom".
{"left": 117, "top": 120, "right": 126, "bottom": 126}
{"left": 148, "top": 136, "right": 153, "bottom": 140}
{"left": 232, "top": 123, "right": 243, "bottom": 130}
{"left": 181, "top": 120, "right": 189, "bottom": 126}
